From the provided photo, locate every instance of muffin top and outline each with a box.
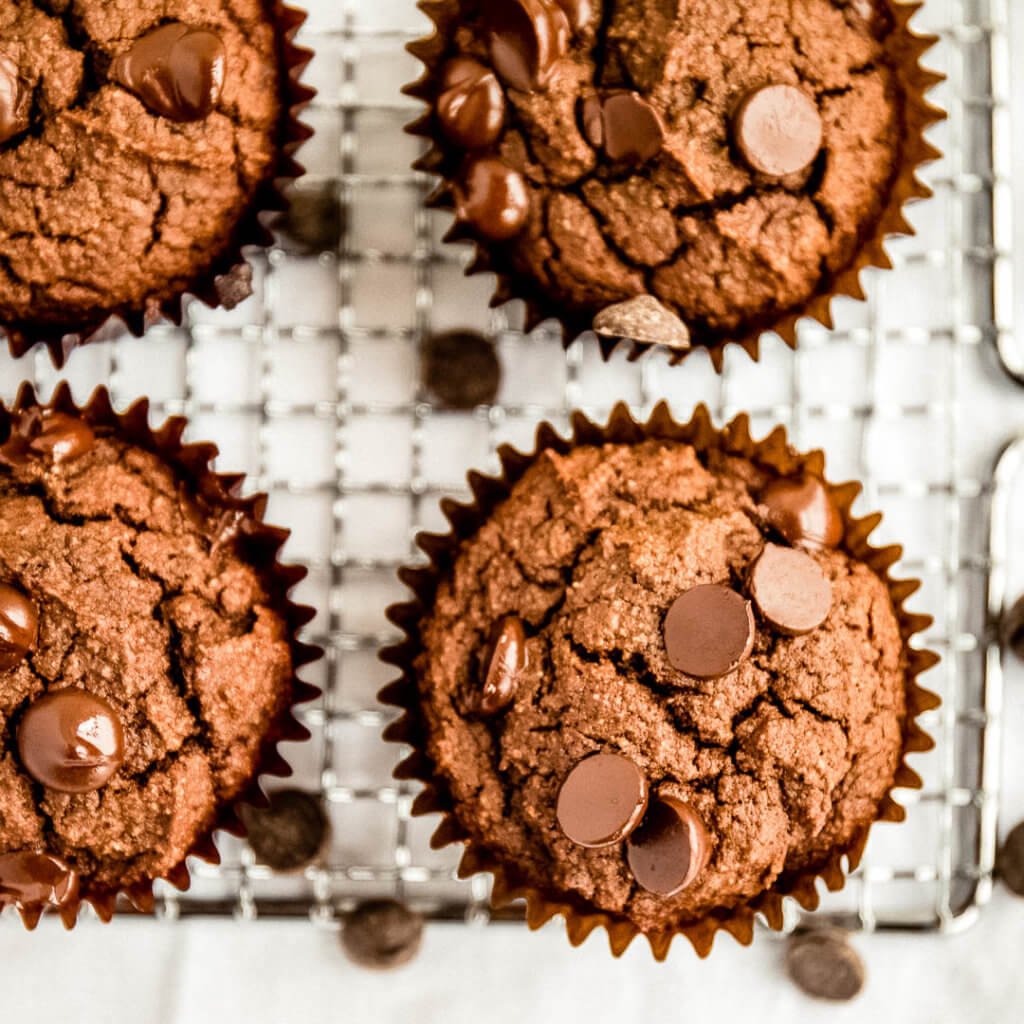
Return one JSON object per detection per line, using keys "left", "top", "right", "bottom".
{"left": 0, "top": 407, "right": 292, "bottom": 908}
{"left": 415, "top": 440, "right": 907, "bottom": 935}
{"left": 0, "top": 0, "right": 282, "bottom": 330}
{"left": 428, "top": 0, "right": 905, "bottom": 350}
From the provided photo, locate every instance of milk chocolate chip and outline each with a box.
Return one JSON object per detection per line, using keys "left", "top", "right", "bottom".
{"left": 592, "top": 295, "right": 691, "bottom": 350}
{"left": 556, "top": 753, "right": 649, "bottom": 848}
{"left": 626, "top": 796, "right": 709, "bottom": 897}
{"left": 437, "top": 57, "right": 506, "bottom": 150}
{"left": 18, "top": 689, "right": 125, "bottom": 793}
{"left": 582, "top": 92, "right": 665, "bottom": 162}
{"left": 760, "top": 474, "right": 843, "bottom": 551}
{"left": 733, "top": 83, "right": 823, "bottom": 178}
{"left": 421, "top": 329, "right": 501, "bottom": 410}
{"left": 455, "top": 157, "right": 530, "bottom": 240}
{"left": 483, "top": 0, "right": 570, "bottom": 92}
{"left": 0, "top": 582, "right": 38, "bottom": 670}
{"left": 0, "top": 852, "right": 78, "bottom": 908}
{"left": 996, "top": 820, "right": 1024, "bottom": 897}
{"left": 0, "top": 53, "right": 28, "bottom": 144}
{"left": 342, "top": 899, "right": 424, "bottom": 970}
{"left": 240, "top": 790, "right": 330, "bottom": 872}
{"left": 112, "top": 22, "right": 226, "bottom": 122}
{"left": 786, "top": 930, "right": 866, "bottom": 1001}
{"left": 663, "top": 584, "right": 754, "bottom": 679}
{"left": 476, "top": 616, "right": 526, "bottom": 715}
{"left": 749, "top": 543, "right": 832, "bottom": 636}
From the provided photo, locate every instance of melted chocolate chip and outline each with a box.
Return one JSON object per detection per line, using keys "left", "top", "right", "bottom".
{"left": 785, "top": 930, "right": 866, "bottom": 1001}
{"left": 0, "top": 851, "right": 78, "bottom": 908}
{"left": 112, "top": 22, "right": 226, "bottom": 122}
{"left": 749, "top": 543, "right": 832, "bottom": 636}
{"left": 556, "top": 753, "right": 648, "bottom": 848}
{"left": 626, "top": 796, "right": 709, "bottom": 897}
{"left": 437, "top": 57, "right": 506, "bottom": 150}
{"left": 422, "top": 329, "right": 501, "bottom": 409}
{"left": 663, "top": 584, "right": 755, "bottom": 679}
{"left": 0, "top": 409, "right": 96, "bottom": 466}
{"left": 760, "top": 474, "right": 843, "bottom": 551}
{"left": 18, "top": 689, "right": 125, "bottom": 793}
{"left": 454, "top": 157, "right": 530, "bottom": 240}
{"left": 240, "top": 790, "right": 330, "bottom": 872}
{"left": 733, "top": 83, "right": 823, "bottom": 178}
{"left": 483, "top": 0, "right": 570, "bottom": 92}
{"left": 583, "top": 92, "right": 665, "bottom": 163}
{"left": 0, "top": 53, "right": 28, "bottom": 145}
{"left": 476, "top": 616, "right": 526, "bottom": 715}
{"left": 0, "top": 582, "right": 38, "bottom": 670}
{"left": 553, "top": 0, "right": 594, "bottom": 31}
{"left": 342, "top": 899, "right": 424, "bottom": 970}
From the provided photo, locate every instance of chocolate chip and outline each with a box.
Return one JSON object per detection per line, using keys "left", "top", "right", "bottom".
{"left": 760, "top": 474, "right": 843, "bottom": 551}
{"left": 663, "top": 584, "right": 754, "bottom": 679}
{"left": 0, "top": 53, "right": 28, "bottom": 144}
{"left": 341, "top": 899, "right": 424, "bottom": 970}
{"left": 483, "top": 0, "right": 570, "bottom": 92}
{"left": 1000, "top": 596, "right": 1024, "bottom": 663}
{"left": 584, "top": 92, "right": 665, "bottom": 163}
{"left": 749, "top": 543, "right": 832, "bottom": 636}
{"left": 0, "top": 852, "right": 78, "bottom": 909}
{"left": 553, "top": 0, "right": 594, "bottom": 31}
{"left": 996, "top": 820, "right": 1024, "bottom": 896}
{"left": 476, "top": 616, "right": 526, "bottom": 715}
{"left": 0, "top": 582, "right": 38, "bottom": 670}
{"left": 556, "top": 753, "right": 648, "bottom": 848}
{"left": 592, "top": 295, "right": 690, "bottom": 350}
{"left": 733, "top": 83, "right": 823, "bottom": 178}
{"left": 1, "top": 409, "right": 96, "bottom": 466}
{"left": 18, "top": 689, "right": 125, "bottom": 794}
{"left": 421, "top": 329, "right": 501, "bottom": 409}
{"left": 785, "top": 930, "right": 866, "bottom": 1001}
{"left": 112, "top": 22, "right": 226, "bottom": 122}
{"left": 625, "top": 795, "right": 709, "bottom": 897}
{"left": 239, "top": 790, "right": 330, "bottom": 872}
{"left": 437, "top": 57, "right": 506, "bottom": 150}
{"left": 278, "top": 184, "right": 344, "bottom": 254}
{"left": 454, "top": 157, "right": 530, "bottom": 241}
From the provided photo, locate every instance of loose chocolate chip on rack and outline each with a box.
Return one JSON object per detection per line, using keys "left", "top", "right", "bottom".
{"left": 475, "top": 616, "right": 526, "bottom": 715}
{"left": 454, "top": 157, "right": 530, "bottom": 240}
{"left": 0, "top": 582, "right": 38, "bottom": 670}
{"left": 1000, "top": 595, "right": 1024, "bottom": 662}
{"left": 749, "top": 543, "right": 832, "bottom": 636}
{"left": 760, "top": 474, "right": 843, "bottom": 551}
{"left": 437, "top": 57, "right": 506, "bottom": 150}
{"left": 342, "top": 899, "right": 424, "bottom": 970}
{"left": 582, "top": 92, "right": 665, "bottom": 163}
{"left": 733, "top": 84, "right": 823, "bottom": 178}
{"left": 239, "top": 790, "right": 330, "bottom": 872}
{"left": 626, "top": 796, "right": 709, "bottom": 897}
{"left": 18, "top": 689, "right": 125, "bottom": 794}
{"left": 996, "top": 820, "right": 1024, "bottom": 897}
{"left": 0, "top": 53, "right": 28, "bottom": 144}
{"left": 663, "top": 584, "right": 754, "bottom": 679}
{"left": 0, "top": 851, "right": 78, "bottom": 908}
{"left": 112, "top": 22, "right": 226, "bottom": 122}
{"left": 785, "top": 930, "right": 866, "bottom": 1001}
{"left": 553, "top": 0, "right": 594, "bottom": 31}
{"left": 421, "top": 329, "right": 501, "bottom": 410}
{"left": 483, "top": 0, "right": 570, "bottom": 92}
{"left": 556, "top": 753, "right": 649, "bottom": 848}
{"left": 278, "top": 184, "right": 344, "bottom": 254}
{"left": 592, "top": 295, "right": 691, "bottom": 350}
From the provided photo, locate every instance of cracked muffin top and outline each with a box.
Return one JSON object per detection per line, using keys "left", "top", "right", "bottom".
{"left": 422, "top": 0, "right": 911, "bottom": 354}
{"left": 0, "top": 405, "right": 293, "bottom": 912}
{"left": 0, "top": 0, "right": 283, "bottom": 336}
{"left": 414, "top": 438, "right": 908, "bottom": 935}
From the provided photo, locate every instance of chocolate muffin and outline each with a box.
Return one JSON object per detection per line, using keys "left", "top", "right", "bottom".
{"left": 0, "top": 387, "right": 317, "bottom": 925}
{"left": 0, "top": 1, "right": 312, "bottom": 364}
{"left": 408, "top": 0, "right": 942, "bottom": 364}
{"left": 383, "top": 406, "right": 938, "bottom": 955}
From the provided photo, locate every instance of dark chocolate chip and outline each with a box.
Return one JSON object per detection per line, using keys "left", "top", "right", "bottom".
{"left": 599, "top": 92, "right": 665, "bottom": 163}
{"left": 341, "top": 899, "right": 424, "bottom": 970}
{"left": 760, "top": 474, "right": 843, "bottom": 551}
{"left": 626, "top": 795, "right": 709, "bottom": 897}
{"left": 733, "top": 83, "right": 823, "bottom": 178}
{"left": 278, "top": 184, "right": 344, "bottom": 254}
{"left": 454, "top": 157, "right": 530, "bottom": 241}
{"left": 437, "top": 57, "right": 506, "bottom": 150}
{"left": 996, "top": 820, "right": 1024, "bottom": 897}
{"left": 422, "top": 329, "right": 501, "bottom": 410}
{"left": 785, "top": 930, "right": 866, "bottom": 1001}
{"left": 18, "top": 689, "right": 125, "bottom": 794}
{"left": 553, "top": 0, "right": 594, "bottom": 31}
{"left": 556, "top": 753, "right": 648, "bottom": 848}
{"left": 592, "top": 295, "right": 690, "bottom": 350}
{"left": 1000, "top": 596, "right": 1024, "bottom": 663}
{"left": 239, "top": 790, "right": 330, "bottom": 872}
{"left": 476, "top": 616, "right": 526, "bottom": 715}
{"left": 749, "top": 543, "right": 832, "bottom": 636}
{"left": 0, "top": 851, "right": 79, "bottom": 908}
{"left": 0, "top": 582, "right": 38, "bottom": 670}
{"left": 483, "top": 0, "right": 570, "bottom": 92}
{"left": 0, "top": 53, "right": 28, "bottom": 144}
{"left": 663, "top": 584, "right": 754, "bottom": 679}
{"left": 112, "top": 22, "right": 226, "bottom": 122}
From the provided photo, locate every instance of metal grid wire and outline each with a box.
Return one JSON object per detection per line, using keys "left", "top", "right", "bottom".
{"left": 0, "top": 0, "right": 1019, "bottom": 934}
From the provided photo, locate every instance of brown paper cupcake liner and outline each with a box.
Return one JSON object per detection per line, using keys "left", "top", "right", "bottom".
{"left": 1, "top": 3, "right": 316, "bottom": 369}
{"left": 379, "top": 401, "right": 940, "bottom": 959}
{"left": 0, "top": 381, "right": 322, "bottom": 929}
{"left": 405, "top": 0, "right": 944, "bottom": 371}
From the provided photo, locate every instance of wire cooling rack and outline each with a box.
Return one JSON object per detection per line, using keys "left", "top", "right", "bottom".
{"left": 2, "top": 0, "right": 1022, "bottom": 938}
